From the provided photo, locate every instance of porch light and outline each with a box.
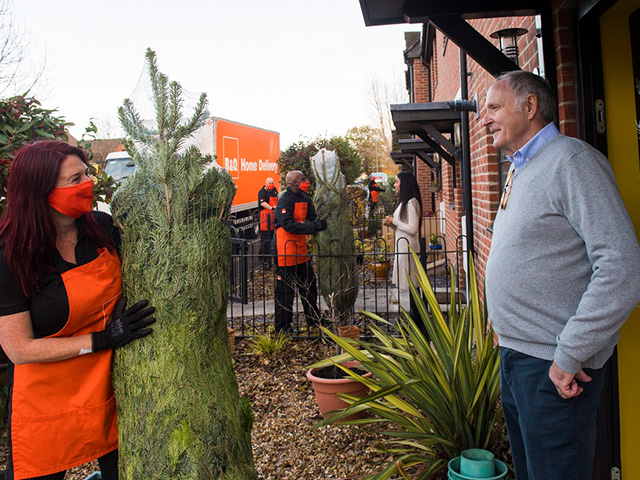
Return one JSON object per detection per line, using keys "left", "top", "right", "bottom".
{"left": 490, "top": 27, "right": 527, "bottom": 65}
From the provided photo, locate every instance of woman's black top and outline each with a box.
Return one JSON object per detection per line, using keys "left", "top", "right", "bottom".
{"left": 0, "top": 212, "right": 120, "bottom": 338}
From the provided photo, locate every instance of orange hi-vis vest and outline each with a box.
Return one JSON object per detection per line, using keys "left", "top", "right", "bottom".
{"left": 259, "top": 195, "right": 278, "bottom": 231}
{"left": 276, "top": 202, "right": 309, "bottom": 267}
{"left": 10, "top": 248, "right": 121, "bottom": 479}
{"left": 370, "top": 189, "right": 379, "bottom": 203}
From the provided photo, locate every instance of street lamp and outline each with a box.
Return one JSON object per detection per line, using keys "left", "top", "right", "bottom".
{"left": 490, "top": 27, "right": 528, "bottom": 65}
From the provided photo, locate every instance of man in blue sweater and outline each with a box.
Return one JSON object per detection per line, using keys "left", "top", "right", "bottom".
{"left": 483, "top": 70, "right": 640, "bottom": 479}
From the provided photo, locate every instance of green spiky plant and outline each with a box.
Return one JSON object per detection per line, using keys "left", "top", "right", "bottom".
{"left": 111, "top": 49, "right": 256, "bottom": 480}
{"left": 311, "top": 148, "right": 359, "bottom": 332}
{"left": 309, "top": 253, "right": 506, "bottom": 479}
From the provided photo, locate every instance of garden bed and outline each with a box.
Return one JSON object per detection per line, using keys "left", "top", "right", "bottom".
{"left": 0, "top": 339, "right": 394, "bottom": 479}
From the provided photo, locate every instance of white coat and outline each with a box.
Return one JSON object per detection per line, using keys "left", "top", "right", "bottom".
{"left": 391, "top": 198, "right": 421, "bottom": 291}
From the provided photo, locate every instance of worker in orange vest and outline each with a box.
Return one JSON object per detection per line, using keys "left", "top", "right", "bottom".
{"left": 367, "top": 174, "right": 384, "bottom": 217}
{"left": 274, "top": 170, "right": 327, "bottom": 334}
{"left": 258, "top": 177, "right": 278, "bottom": 269}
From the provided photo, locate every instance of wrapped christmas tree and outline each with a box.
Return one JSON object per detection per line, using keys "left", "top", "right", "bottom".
{"left": 111, "top": 49, "right": 256, "bottom": 479}
{"left": 311, "top": 149, "right": 359, "bottom": 328}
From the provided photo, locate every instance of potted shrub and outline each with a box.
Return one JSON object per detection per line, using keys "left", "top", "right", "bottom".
{"left": 310, "top": 254, "right": 507, "bottom": 478}
{"left": 311, "top": 149, "right": 361, "bottom": 351}
{"left": 367, "top": 233, "right": 393, "bottom": 280}
{"left": 369, "top": 253, "right": 391, "bottom": 280}
{"left": 429, "top": 233, "right": 443, "bottom": 251}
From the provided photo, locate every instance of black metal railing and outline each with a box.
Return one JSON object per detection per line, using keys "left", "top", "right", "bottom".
{"left": 228, "top": 216, "right": 469, "bottom": 339}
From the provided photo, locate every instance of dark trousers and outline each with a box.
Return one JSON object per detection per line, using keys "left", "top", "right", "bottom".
{"left": 500, "top": 347, "right": 606, "bottom": 480}
{"left": 10, "top": 449, "right": 119, "bottom": 480}
{"left": 274, "top": 261, "right": 320, "bottom": 332}
{"left": 368, "top": 201, "right": 378, "bottom": 217}
{"left": 259, "top": 230, "right": 274, "bottom": 268}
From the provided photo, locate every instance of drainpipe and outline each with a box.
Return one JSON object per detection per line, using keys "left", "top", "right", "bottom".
{"left": 459, "top": 50, "right": 475, "bottom": 258}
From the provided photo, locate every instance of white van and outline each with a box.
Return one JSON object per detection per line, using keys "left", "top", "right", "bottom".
{"left": 103, "top": 151, "right": 135, "bottom": 181}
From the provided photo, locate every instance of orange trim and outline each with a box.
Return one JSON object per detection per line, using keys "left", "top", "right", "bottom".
{"left": 277, "top": 202, "right": 309, "bottom": 266}
{"left": 259, "top": 196, "right": 278, "bottom": 231}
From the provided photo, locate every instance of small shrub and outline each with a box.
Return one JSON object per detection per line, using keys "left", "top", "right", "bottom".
{"left": 249, "top": 331, "right": 290, "bottom": 356}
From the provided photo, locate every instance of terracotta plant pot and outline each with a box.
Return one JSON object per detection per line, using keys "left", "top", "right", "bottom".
{"left": 337, "top": 325, "right": 361, "bottom": 341}
{"left": 369, "top": 261, "right": 391, "bottom": 280}
{"left": 306, "top": 361, "right": 372, "bottom": 421}
{"left": 227, "top": 327, "right": 236, "bottom": 353}
{"left": 337, "top": 325, "right": 361, "bottom": 354}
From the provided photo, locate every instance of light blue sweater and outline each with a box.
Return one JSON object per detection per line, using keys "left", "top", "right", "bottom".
{"left": 486, "top": 134, "right": 640, "bottom": 374}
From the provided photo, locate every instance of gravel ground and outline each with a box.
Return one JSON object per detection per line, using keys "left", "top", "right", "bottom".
{"left": 0, "top": 338, "right": 396, "bottom": 480}
{"left": 236, "top": 338, "right": 391, "bottom": 480}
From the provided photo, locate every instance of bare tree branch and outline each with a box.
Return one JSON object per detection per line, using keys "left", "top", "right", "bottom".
{"left": 367, "top": 74, "right": 408, "bottom": 152}
{"left": 0, "top": 0, "right": 47, "bottom": 96}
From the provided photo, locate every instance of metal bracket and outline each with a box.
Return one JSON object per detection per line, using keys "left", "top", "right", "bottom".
{"left": 595, "top": 99, "right": 606, "bottom": 134}
{"left": 611, "top": 467, "right": 621, "bottom": 480}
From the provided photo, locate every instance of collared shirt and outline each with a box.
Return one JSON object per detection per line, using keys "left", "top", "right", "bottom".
{"left": 507, "top": 122, "right": 560, "bottom": 170}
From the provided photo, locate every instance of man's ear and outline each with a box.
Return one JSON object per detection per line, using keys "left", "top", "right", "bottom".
{"left": 525, "top": 94, "right": 538, "bottom": 120}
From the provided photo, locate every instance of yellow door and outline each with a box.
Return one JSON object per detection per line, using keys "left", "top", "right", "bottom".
{"left": 601, "top": 0, "right": 640, "bottom": 475}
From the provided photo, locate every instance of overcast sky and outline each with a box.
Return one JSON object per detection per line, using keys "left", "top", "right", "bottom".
{"left": 11, "top": 0, "right": 415, "bottom": 149}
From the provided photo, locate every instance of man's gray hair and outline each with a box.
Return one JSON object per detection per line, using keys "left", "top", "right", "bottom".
{"left": 497, "top": 70, "right": 557, "bottom": 124}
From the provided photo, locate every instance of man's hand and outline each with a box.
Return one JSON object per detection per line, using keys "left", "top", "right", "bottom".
{"left": 315, "top": 219, "right": 327, "bottom": 232}
{"left": 549, "top": 361, "right": 591, "bottom": 399}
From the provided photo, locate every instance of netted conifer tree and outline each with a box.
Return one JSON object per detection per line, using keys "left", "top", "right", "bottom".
{"left": 311, "top": 149, "right": 358, "bottom": 327}
{"left": 111, "top": 49, "right": 256, "bottom": 480}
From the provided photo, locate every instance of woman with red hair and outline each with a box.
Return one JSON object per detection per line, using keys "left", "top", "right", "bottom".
{"left": 0, "top": 141, "right": 155, "bottom": 480}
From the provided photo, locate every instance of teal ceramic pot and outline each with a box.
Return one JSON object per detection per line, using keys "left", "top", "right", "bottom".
{"left": 448, "top": 456, "right": 508, "bottom": 480}
{"left": 460, "top": 449, "right": 495, "bottom": 477}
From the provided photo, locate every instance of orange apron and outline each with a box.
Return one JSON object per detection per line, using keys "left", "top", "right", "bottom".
{"left": 370, "top": 189, "right": 379, "bottom": 203}
{"left": 276, "top": 202, "right": 309, "bottom": 267}
{"left": 10, "top": 248, "right": 122, "bottom": 479}
{"left": 259, "top": 196, "right": 278, "bottom": 231}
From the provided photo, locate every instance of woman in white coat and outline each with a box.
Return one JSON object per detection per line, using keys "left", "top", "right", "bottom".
{"left": 383, "top": 171, "right": 423, "bottom": 292}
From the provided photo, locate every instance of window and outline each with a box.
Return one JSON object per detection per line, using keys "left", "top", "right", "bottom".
{"left": 497, "top": 150, "right": 510, "bottom": 192}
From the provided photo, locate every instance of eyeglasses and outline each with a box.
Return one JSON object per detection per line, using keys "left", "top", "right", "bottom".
{"left": 500, "top": 169, "right": 514, "bottom": 209}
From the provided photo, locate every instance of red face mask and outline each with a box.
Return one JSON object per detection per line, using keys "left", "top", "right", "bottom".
{"left": 266, "top": 184, "right": 275, "bottom": 190}
{"left": 48, "top": 179, "right": 94, "bottom": 218}
{"left": 299, "top": 181, "right": 310, "bottom": 192}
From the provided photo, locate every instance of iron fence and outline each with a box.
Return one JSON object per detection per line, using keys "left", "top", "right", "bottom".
{"left": 228, "top": 216, "right": 469, "bottom": 339}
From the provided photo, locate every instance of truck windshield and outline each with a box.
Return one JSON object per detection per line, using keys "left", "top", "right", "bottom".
{"left": 105, "top": 158, "right": 136, "bottom": 181}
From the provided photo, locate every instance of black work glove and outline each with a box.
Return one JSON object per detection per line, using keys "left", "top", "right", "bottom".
{"left": 315, "top": 219, "right": 327, "bottom": 232}
{"left": 92, "top": 297, "right": 156, "bottom": 352}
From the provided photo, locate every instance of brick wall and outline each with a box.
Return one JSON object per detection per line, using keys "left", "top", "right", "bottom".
{"left": 408, "top": 17, "right": 539, "bottom": 288}
{"left": 404, "top": 11, "right": 577, "bottom": 288}
{"left": 552, "top": 0, "right": 579, "bottom": 137}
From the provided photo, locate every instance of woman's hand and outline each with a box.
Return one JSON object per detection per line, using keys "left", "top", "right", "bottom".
{"left": 92, "top": 297, "right": 156, "bottom": 352}
{"left": 383, "top": 215, "right": 394, "bottom": 227}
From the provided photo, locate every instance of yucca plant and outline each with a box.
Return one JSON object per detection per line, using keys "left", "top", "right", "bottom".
{"left": 309, "top": 252, "right": 506, "bottom": 479}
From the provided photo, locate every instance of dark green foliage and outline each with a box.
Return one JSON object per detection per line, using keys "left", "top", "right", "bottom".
{"left": 278, "top": 136, "right": 362, "bottom": 190}
{"left": 111, "top": 49, "right": 256, "bottom": 479}
{"left": 311, "top": 149, "right": 358, "bottom": 327}
{"left": 0, "top": 95, "right": 71, "bottom": 215}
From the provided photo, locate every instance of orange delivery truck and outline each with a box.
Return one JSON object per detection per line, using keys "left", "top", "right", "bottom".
{"left": 101, "top": 117, "right": 280, "bottom": 238}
